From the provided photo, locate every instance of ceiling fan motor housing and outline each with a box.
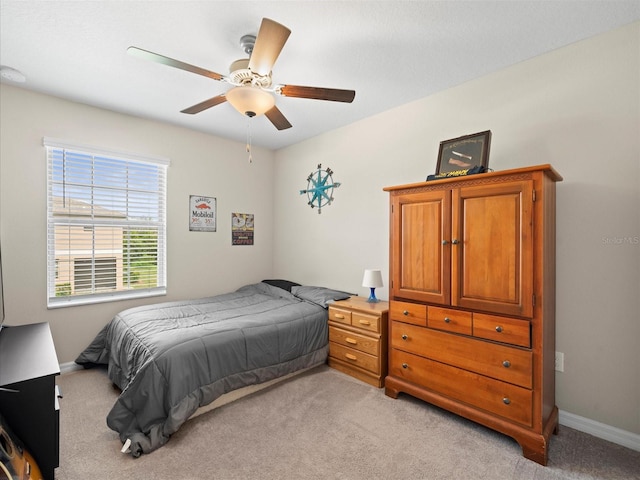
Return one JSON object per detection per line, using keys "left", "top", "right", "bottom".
{"left": 228, "top": 58, "right": 272, "bottom": 89}
{"left": 240, "top": 34, "right": 256, "bottom": 55}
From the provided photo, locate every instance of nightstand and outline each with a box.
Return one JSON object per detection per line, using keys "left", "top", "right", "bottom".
{"left": 327, "top": 296, "right": 389, "bottom": 387}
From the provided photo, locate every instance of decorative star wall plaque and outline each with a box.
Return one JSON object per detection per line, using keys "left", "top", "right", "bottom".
{"left": 299, "top": 164, "right": 341, "bottom": 214}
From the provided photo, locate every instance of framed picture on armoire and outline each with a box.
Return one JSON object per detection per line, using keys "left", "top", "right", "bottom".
{"left": 436, "top": 130, "right": 491, "bottom": 175}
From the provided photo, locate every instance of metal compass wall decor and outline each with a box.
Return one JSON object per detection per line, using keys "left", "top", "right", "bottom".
{"left": 299, "top": 164, "right": 341, "bottom": 214}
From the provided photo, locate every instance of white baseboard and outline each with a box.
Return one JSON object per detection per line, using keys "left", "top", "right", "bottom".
{"left": 58, "top": 361, "right": 639, "bottom": 452}
{"left": 559, "top": 409, "right": 640, "bottom": 452}
{"left": 60, "top": 361, "right": 83, "bottom": 374}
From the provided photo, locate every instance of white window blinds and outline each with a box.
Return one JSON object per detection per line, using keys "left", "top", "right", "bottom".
{"left": 44, "top": 138, "right": 169, "bottom": 307}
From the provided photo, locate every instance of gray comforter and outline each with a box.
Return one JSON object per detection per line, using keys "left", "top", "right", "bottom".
{"left": 76, "top": 282, "right": 336, "bottom": 456}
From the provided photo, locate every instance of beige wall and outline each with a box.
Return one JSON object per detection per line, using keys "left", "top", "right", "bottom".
{"left": 0, "top": 22, "right": 637, "bottom": 439}
{"left": 0, "top": 86, "right": 275, "bottom": 365}
{"left": 272, "top": 23, "right": 640, "bottom": 434}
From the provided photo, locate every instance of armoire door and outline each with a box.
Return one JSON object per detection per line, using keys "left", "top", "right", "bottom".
{"left": 390, "top": 189, "right": 451, "bottom": 304}
{"left": 451, "top": 180, "right": 534, "bottom": 317}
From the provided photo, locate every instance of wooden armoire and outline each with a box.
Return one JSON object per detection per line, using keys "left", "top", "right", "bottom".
{"left": 383, "top": 164, "right": 562, "bottom": 465}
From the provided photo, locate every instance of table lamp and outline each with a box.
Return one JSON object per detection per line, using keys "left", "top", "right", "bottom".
{"left": 362, "top": 269, "right": 383, "bottom": 303}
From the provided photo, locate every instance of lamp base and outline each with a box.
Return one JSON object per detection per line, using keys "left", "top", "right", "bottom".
{"left": 367, "top": 287, "right": 379, "bottom": 303}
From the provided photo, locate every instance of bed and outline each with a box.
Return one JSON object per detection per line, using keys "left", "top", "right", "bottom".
{"left": 75, "top": 280, "right": 350, "bottom": 457}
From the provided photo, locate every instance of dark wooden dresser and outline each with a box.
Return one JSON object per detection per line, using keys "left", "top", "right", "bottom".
{"left": 0, "top": 323, "right": 60, "bottom": 480}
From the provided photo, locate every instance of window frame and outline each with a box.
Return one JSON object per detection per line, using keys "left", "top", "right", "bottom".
{"left": 44, "top": 137, "right": 169, "bottom": 308}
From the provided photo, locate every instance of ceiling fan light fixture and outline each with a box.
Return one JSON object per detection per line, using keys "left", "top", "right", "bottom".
{"left": 226, "top": 86, "right": 275, "bottom": 117}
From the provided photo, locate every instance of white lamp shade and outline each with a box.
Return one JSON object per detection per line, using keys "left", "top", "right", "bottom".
{"left": 226, "top": 86, "right": 275, "bottom": 117}
{"left": 362, "top": 269, "right": 383, "bottom": 288}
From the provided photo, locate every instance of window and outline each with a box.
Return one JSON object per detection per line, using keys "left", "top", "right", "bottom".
{"left": 74, "top": 258, "right": 117, "bottom": 291}
{"left": 45, "top": 138, "right": 169, "bottom": 307}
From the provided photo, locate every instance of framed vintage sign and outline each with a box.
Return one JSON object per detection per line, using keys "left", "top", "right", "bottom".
{"left": 436, "top": 130, "right": 491, "bottom": 175}
{"left": 232, "top": 213, "right": 254, "bottom": 245}
{"left": 189, "top": 195, "right": 216, "bottom": 232}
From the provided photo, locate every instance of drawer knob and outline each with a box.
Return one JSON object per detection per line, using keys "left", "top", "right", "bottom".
{"left": 359, "top": 320, "right": 371, "bottom": 326}
{"left": 403, "top": 310, "right": 409, "bottom": 316}
{"left": 502, "top": 360, "right": 511, "bottom": 368}
{"left": 442, "top": 239, "right": 449, "bottom": 245}
{"left": 345, "top": 353, "right": 357, "bottom": 361}
{"left": 401, "top": 334, "right": 408, "bottom": 340}
{"left": 346, "top": 337, "right": 357, "bottom": 345}
{"left": 402, "top": 363, "right": 408, "bottom": 369}
{"left": 503, "top": 397, "right": 511, "bottom": 405}
{"left": 452, "top": 239, "right": 460, "bottom": 245}
{"left": 495, "top": 326, "right": 503, "bottom": 333}
{"left": 335, "top": 314, "right": 345, "bottom": 320}
{"left": 444, "top": 317, "right": 451, "bottom": 324}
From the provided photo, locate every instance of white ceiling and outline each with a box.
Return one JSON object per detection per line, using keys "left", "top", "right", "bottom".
{"left": 1, "top": 1, "right": 639, "bottom": 150}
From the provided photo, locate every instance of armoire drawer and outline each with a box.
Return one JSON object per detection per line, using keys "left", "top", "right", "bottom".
{"left": 329, "top": 326, "right": 379, "bottom": 356}
{"left": 390, "top": 349, "right": 533, "bottom": 427}
{"left": 329, "top": 342, "right": 379, "bottom": 375}
{"left": 390, "top": 300, "right": 426, "bottom": 326}
{"left": 427, "top": 306, "right": 472, "bottom": 335}
{"left": 390, "top": 321, "right": 533, "bottom": 388}
{"left": 473, "top": 312, "right": 531, "bottom": 348}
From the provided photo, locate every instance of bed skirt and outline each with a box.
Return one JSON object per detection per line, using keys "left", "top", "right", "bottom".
{"left": 121, "top": 345, "right": 328, "bottom": 457}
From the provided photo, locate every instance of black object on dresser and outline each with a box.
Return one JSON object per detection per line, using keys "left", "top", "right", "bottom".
{"left": 0, "top": 323, "right": 60, "bottom": 480}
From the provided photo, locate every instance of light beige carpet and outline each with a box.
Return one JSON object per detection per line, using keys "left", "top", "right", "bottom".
{"left": 55, "top": 365, "right": 639, "bottom": 480}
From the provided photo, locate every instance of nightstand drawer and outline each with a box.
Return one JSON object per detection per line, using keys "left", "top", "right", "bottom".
{"left": 352, "top": 312, "right": 380, "bottom": 333}
{"left": 329, "top": 307, "right": 381, "bottom": 334}
{"left": 329, "top": 342, "right": 379, "bottom": 375}
{"left": 329, "top": 326, "right": 379, "bottom": 356}
{"left": 329, "top": 306, "right": 352, "bottom": 326}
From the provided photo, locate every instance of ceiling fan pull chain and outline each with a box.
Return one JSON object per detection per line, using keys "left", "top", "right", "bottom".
{"left": 246, "top": 116, "right": 253, "bottom": 163}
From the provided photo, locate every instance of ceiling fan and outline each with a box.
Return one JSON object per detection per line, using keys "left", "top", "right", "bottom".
{"left": 127, "top": 18, "right": 356, "bottom": 130}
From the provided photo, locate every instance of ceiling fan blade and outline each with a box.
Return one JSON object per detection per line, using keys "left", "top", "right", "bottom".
{"left": 127, "top": 46, "right": 224, "bottom": 81}
{"left": 265, "top": 106, "right": 292, "bottom": 130}
{"left": 278, "top": 85, "right": 356, "bottom": 103}
{"left": 248, "top": 18, "right": 291, "bottom": 76}
{"left": 181, "top": 94, "right": 227, "bottom": 114}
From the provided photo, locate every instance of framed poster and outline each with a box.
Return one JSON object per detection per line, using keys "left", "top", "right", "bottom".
{"left": 232, "top": 213, "right": 254, "bottom": 245}
{"left": 189, "top": 195, "right": 216, "bottom": 232}
{"left": 436, "top": 130, "right": 491, "bottom": 175}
